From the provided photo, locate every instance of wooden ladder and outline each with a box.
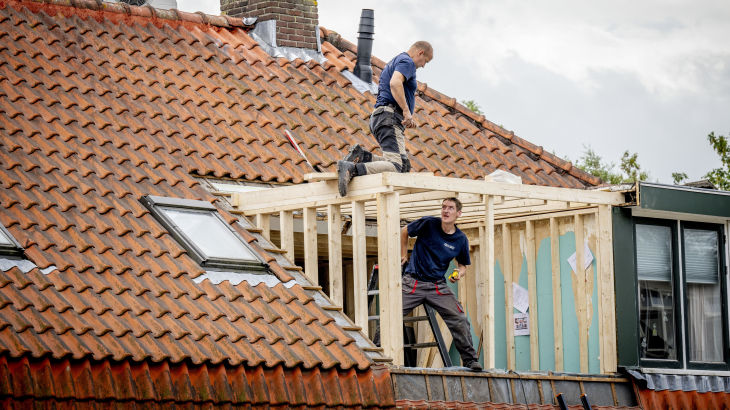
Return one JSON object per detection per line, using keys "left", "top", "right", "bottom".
{"left": 367, "top": 264, "right": 453, "bottom": 367}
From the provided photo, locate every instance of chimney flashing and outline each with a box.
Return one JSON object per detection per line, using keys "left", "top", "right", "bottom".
{"left": 222, "top": 0, "right": 319, "bottom": 50}
{"left": 250, "top": 19, "right": 326, "bottom": 64}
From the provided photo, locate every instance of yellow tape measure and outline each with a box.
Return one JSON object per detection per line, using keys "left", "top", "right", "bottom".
{"left": 449, "top": 270, "right": 459, "bottom": 280}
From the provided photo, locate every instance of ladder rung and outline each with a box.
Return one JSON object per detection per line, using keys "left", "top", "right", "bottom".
{"left": 403, "top": 316, "right": 429, "bottom": 323}
{"left": 367, "top": 290, "right": 379, "bottom": 295}
{"left": 368, "top": 315, "right": 380, "bottom": 321}
{"left": 404, "top": 342, "right": 440, "bottom": 349}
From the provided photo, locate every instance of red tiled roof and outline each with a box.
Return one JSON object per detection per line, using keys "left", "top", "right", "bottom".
{"left": 635, "top": 384, "right": 730, "bottom": 409}
{"left": 396, "top": 399, "right": 639, "bottom": 410}
{"left": 0, "top": 0, "right": 393, "bottom": 407}
{"left": 1, "top": 355, "right": 394, "bottom": 409}
{"left": 0, "top": 0, "right": 606, "bottom": 405}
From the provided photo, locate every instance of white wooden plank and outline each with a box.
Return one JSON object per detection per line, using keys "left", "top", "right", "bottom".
{"left": 550, "top": 217, "right": 564, "bottom": 372}
{"left": 303, "top": 207, "right": 318, "bottom": 286}
{"left": 352, "top": 201, "right": 368, "bottom": 330}
{"left": 327, "top": 204, "right": 343, "bottom": 306}
{"left": 526, "top": 219, "right": 539, "bottom": 370}
{"left": 279, "top": 210, "right": 294, "bottom": 262}
{"left": 377, "top": 192, "right": 403, "bottom": 365}
{"left": 381, "top": 173, "right": 625, "bottom": 205}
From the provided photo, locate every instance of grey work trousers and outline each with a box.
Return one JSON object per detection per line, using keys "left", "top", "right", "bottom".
{"left": 355, "top": 105, "right": 411, "bottom": 175}
{"left": 376, "top": 273, "right": 479, "bottom": 365}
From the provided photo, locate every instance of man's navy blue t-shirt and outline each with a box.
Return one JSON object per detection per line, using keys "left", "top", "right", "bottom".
{"left": 375, "top": 52, "right": 417, "bottom": 115}
{"left": 404, "top": 216, "right": 471, "bottom": 282}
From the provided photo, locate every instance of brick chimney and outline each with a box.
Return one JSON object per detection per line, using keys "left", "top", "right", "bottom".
{"left": 221, "top": 0, "right": 319, "bottom": 50}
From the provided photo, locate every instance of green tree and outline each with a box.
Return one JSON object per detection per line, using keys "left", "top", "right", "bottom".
{"left": 704, "top": 132, "right": 730, "bottom": 190}
{"left": 672, "top": 172, "right": 688, "bottom": 185}
{"left": 461, "top": 100, "right": 483, "bottom": 115}
{"left": 574, "top": 145, "right": 652, "bottom": 184}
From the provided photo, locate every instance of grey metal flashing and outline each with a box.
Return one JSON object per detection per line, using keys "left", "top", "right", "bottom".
{"left": 641, "top": 181, "right": 730, "bottom": 197}
{"left": 0, "top": 258, "right": 56, "bottom": 275}
{"left": 250, "top": 19, "right": 327, "bottom": 64}
{"left": 628, "top": 369, "right": 730, "bottom": 393}
{"left": 193, "top": 270, "right": 296, "bottom": 287}
{"left": 341, "top": 69, "right": 378, "bottom": 94}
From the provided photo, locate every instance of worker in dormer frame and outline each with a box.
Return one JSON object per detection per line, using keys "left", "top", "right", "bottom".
{"left": 402, "top": 198, "right": 482, "bottom": 372}
{"left": 337, "top": 41, "right": 433, "bottom": 196}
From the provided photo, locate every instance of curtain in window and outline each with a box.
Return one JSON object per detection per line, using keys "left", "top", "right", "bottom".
{"left": 637, "top": 225, "right": 672, "bottom": 281}
{"left": 685, "top": 228, "right": 723, "bottom": 363}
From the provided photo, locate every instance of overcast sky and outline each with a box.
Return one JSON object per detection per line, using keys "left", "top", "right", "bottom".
{"left": 178, "top": 0, "right": 730, "bottom": 184}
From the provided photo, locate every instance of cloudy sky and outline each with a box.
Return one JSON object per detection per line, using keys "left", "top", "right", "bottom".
{"left": 178, "top": 0, "right": 730, "bottom": 184}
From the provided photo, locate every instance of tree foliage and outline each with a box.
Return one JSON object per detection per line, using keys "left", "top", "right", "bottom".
{"left": 672, "top": 172, "right": 688, "bottom": 185}
{"left": 461, "top": 100, "right": 484, "bottom": 115}
{"left": 573, "top": 145, "right": 652, "bottom": 184}
{"left": 703, "top": 132, "right": 730, "bottom": 190}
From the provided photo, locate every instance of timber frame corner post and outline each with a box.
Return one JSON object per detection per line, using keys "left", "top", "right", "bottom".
{"left": 231, "top": 172, "right": 624, "bottom": 369}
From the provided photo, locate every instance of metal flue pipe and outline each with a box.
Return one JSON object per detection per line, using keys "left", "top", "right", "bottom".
{"left": 353, "top": 9, "right": 374, "bottom": 84}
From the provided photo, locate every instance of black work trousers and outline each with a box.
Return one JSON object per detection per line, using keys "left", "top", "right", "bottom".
{"left": 375, "top": 273, "right": 479, "bottom": 365}
{"left": 354, "top": 105, "right": 411, "bottom": 175}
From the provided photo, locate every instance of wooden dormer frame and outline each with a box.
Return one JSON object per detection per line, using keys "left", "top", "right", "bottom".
{"left": 232, "top": 172, "right": 625, "bottom": 372}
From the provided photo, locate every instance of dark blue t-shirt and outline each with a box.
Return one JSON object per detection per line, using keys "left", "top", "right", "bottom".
{"left": 405, "top": 216, "right": 471, "bottom": 282}
{"left": 375, "top": 52, "right": 417, "bottom": 114}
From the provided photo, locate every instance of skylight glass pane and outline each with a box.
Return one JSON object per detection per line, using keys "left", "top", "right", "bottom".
{"left": 161, "top": 208, "right": 257, "bottom": 261}
{"left": 0, "top": 229, "right": 12, "bottom": 246}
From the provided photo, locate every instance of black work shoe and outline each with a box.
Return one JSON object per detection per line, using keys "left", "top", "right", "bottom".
{"left": 343, "top": 143, "right": 365, "bottom": 163}
{"left": 464, "top": 360, "right": 483, "bottom": 372}
{"left": 337, "top": 160, "right": 356, "bottom": 197}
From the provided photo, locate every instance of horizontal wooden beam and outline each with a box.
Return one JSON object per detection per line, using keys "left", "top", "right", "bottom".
{"left": 458, "top": 207, "right": 599, "bottom": 229}
{"left": 304, "top": 172, "right": 338, "bottom": 181}
{"left": 381, "top": 173, "right": 625, "bottom": 205}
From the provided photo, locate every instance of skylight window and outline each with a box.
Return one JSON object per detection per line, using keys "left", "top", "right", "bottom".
{"left": 141, "top": 196, "right": 267, "bottom": 272}
{"left": 0, "top": 225, "right": 24, "bottom": 259}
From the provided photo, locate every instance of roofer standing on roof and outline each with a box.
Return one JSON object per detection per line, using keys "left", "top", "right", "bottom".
{"left": 337, "top": 41, "right": 433, "bottom": 196}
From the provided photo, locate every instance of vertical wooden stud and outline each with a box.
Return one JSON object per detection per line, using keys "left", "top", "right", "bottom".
{"left": 327, "top": 204, "right": 343, "bottom": 306}
{"left": 502, "top": 222, "right": 515, "bottom": 370}
{"left": 574, "top": 214, "right": 588, "bottom": 373}
{"left": 550, "top": 217, "right": 564, "bottom": 372}
{"left": 255, "top": 213, "right": 271, "bottom": 241}
{"left": 303, "top": 207, "right": 318, "bottom": 285}
{"left": 526, "top": 219, "right": 539, "bottom": 370}
{"left": 598, "top": 205, "right": 617, "bottom": 373}
{"left": 279, "top": 210, "right": 294, "bottom": 262}
{"left": 479, "top": 195, "right": 495, "bottom": 369}
{"left": 593, "top": 212, "right": 604, "bottom": 373}
{"left": 352, "top": 201, "right": 368, "bottom": 330}
{"left": 377, "top": 192, "right": 403, "bottom": 365}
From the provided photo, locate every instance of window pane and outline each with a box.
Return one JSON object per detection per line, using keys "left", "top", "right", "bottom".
{"left": 639, "top": 280, "right": 677, "bottom": 360}
{"left": 685, "top": 229, "right": 719, "bottom": 284}
{"left": 0, "top": 229, "right": 12, "bottom": 246}
{"left": 685, "top": 228, "right": 723, "bottom": 362}
{"left": 637, "top": 224, "right": 677, "bottom": 360}
{"left": 636, "top": 225, "right": 672, "bottom": 281}
{"left": 161, "top": 208, "right": 257, "bottom": 262}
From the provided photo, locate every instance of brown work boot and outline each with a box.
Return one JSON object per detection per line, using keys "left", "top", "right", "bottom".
{"left": 343, "top": 143, "right": 366, "bottom": 163}
{"left": 337, "top": 160, "right": 357, "bottom": 197}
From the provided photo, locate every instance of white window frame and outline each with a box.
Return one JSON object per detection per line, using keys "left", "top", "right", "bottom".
{"left": 141, "top": 195, "right": 268, "bottom": 272}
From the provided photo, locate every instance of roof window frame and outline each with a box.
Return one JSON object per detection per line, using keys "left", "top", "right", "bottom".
{"left": 141, "top": 195, "right": 269, "bottom": 272}
{"left": 0, "top": 224, "right": 24, "bottom": 259}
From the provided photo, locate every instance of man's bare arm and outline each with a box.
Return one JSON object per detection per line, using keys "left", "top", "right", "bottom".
{"left": 390, "top": 72, "right": 417, "bottom": 129}
{"left": 401, "top": 226, "right": 410, "bottom": 265}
